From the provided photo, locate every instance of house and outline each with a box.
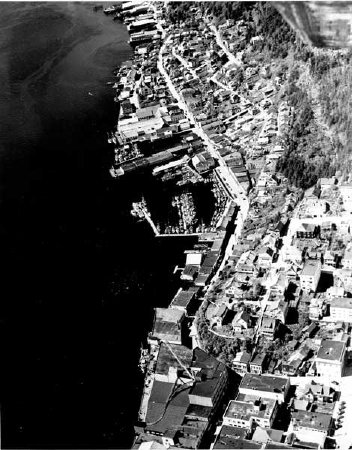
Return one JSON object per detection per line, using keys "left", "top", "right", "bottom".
{"left": 260, "top": 317, "right": 278, "bottom": 340}
{"left": 256, "top": 246, "right": 274, "bottom": 269}
{"left": 323, "top": 250, "right": 337, "bottom": 268}
{"left": 264, "top": 299, "right": 289, "bottom": 324}
{"left": 304, "top": 322, "right": 318, "bottom": 338}
{"left": 330, "top": 297, "right": 352, "bottom": 323}
{"left": 309, "top": 297, "right": 326, "bottom": 321}
{"left": 232, "top": 351, "right": 251, "bottom": 374}
{"left": 296, "top": 223, "right": 319, "bottom": 239}
{"left": 223, "top": 398, "right": 278, "bottom": 429}
{"left": 342, "top": 247, "right": 352, "bottom": 269}
{"left": 207, "top": 304, "right": 230, "bottom": 328}
{"left": 239, "top": 374, "right": 290, "bottom": 404}
{"left": 250, "top": 353, "right": 267, "bottom": 375}
{"left": 299, "top": 380, "right": 336, "bottom": 404}
{"left": 271, "top": 273, "right": 288, "bottom": 296}
{"left": 319, "top": 177, "right": 336, "bottom": 190}
{"left": 212, "top": 425, "right": 249, "bottom": 450}
{"left": 315, "top": 339, "right": 346, "bottom": 379}
{"left": 232, "top": 310, "right": 251, "bottom": 333}
{"left": 283, "top": 245, "right": 302, "bottom": 264}
{"left": 282, "top": 345, "right": 310, "bottom": 376}
{"left": 300, "top": 260, "right": 321, "bottom": 293}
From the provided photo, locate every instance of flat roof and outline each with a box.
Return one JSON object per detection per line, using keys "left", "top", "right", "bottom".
{"left": 291, "top": 410, "right": 332, "bottom": 431}
{"left": 214, "top": 438, "right": 261, "bottom": 449}
{"left": 240, "top": 374, "right": 289, "bottom": 394}
{"left": 152, "top": 321, "right": 181, "bottom": 343}
{"left": 301, "top": 260, "right": 321, "bottom": 277}
{"left": 225, "top": 399, "right": 276, "bottom": 421}
{"left": 171, "top": 288, "right": 197, "bottom": 308}
{"left": 155, "top": 343, "right": 193, "bottom": 376}
{"left": 146, "top": 384, "right": 190, "bottom": 435}
{"left": 155, "top": 308, "right": 184, "bottom": 323}
{"left": 316, "top": 339, "right": 346, "bottom": 362}
{"left": 331, "top": 297, "right": 352, "bottom": 310}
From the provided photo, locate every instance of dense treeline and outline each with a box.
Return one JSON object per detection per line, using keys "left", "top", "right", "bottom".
{"left": 277, "top": 85, "right": 335, "bottom": 189}
{"left": 166, "top": 1, "right": 352, "bottom": 186}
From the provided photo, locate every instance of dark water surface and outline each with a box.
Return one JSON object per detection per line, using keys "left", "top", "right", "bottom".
{"left": 0, "top": 3, "right": 195, "bottom": 448}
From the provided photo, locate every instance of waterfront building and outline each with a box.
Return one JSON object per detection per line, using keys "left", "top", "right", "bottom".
{"left": 154, "top": 343, "right": 193, "bottom": 384}
{"left": 149, "top": 308, "right": 185, "bottom": 345}
{"left": 139, "top": 348, "right": 230, "bottom": 449}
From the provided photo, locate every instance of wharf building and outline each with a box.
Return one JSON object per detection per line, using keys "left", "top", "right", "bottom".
{"left": 134, "top": 348, "right": 230, "bottom": 449}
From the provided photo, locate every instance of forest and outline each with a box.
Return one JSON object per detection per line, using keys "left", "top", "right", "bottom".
{"left": 166, "top": 1, "right": 352, "bottom": 189}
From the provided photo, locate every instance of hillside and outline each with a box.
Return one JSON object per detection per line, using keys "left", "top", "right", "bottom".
{"left": 167, "top": 1, "right": 352, "bottom": 189}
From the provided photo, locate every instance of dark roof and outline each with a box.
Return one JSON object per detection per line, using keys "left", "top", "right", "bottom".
{"left": 240, "top": 374, "right": 289, "bottom": 394}
{"left": 155, "top": 343, "right": 193, "bottom": 376}
{"left": 146, "top": 384, "right": 190, "bottom": 435}
{"left": 149, "top": 381, "right": 174, "bottom": 404}
{"left": 190, "top": 348, "right": 227, "bottom": 398}
{"left": 171, "top": 288, "right": 197, "bottom": 308}
{"left": 214, "top": 438, "right": 261, "bottom": 449}
{"left": 291, "top": 410, "right": 332, "bottom": 431}
{"left": 219, "top": 425, "right": 247, "bottom": 440}
{"left": 316, "top": 339, "right": 345, "bottom": 362}
{"left": 251, "top": 353, "right": 266, "bottom": 366}
{"left": 185, "top": 404, "right": 213, "bottom": 419}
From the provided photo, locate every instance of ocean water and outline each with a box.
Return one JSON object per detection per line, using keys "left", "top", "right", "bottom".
{"left": 0, "top": 3, "right": 195, "bottom": 448}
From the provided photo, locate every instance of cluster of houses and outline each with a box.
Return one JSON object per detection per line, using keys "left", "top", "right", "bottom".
{"left": 132, "top": 3, "right": 352, "bottom": 450}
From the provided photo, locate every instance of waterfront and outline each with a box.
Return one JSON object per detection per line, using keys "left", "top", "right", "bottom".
{"left": 0, "top": 3, "right": 196, "bottom": 448}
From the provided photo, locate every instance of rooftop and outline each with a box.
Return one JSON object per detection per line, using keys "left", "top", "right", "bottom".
{"left": 291, "top": 410, "right": 332, "bottom": 431}
{"left": 316, "top": 339, "right": 346, "bottom": 362}
{"left": 155, "top": 308, "right": 184, "bottom": 323}
{"left": 146, "top": 382, "right": 190, "bottom": 435}
{"left": 171, "top": 288, "right": 197, "bottom": 309}
{"left": 224, "top": 399, "right": 277, "bottom": 421}
{"left": 301, "top": 260, "right": 321, "bottom": 277}
{"left": 240, "top": 374, "right": 289, "bottom": 394}
{"left": 252, "top": 427, "right": 283, "bottom": 444}
{"left": 330, "top": 297, "right": 352, "bottom": 310}
{"left": 155, "top": 343, "right": 193, "bottom": 376}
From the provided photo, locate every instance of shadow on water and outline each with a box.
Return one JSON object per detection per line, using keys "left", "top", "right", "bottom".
{"left": 0, "top": 3, "right": 196, "bottom": 448}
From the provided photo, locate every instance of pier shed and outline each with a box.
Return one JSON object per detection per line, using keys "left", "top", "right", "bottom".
{"left": 149, "top": 308, "right": 185, "bottom": 345}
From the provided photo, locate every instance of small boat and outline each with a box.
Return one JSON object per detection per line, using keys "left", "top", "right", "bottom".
{"left": 88, "top": 91, "right": 94, "bottom": 96}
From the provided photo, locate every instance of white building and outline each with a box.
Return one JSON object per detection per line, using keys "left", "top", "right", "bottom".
{"left": 315, "top": 339, "right": 346, "bottom": 379}
{"left": 223, "top": 398, "right": 278, "bottom": 429}
{"left": 300, "top": 260, "right": 321, "bottom": 293}
{"left": 330, "top": 297, "right": 352, "bottom": 323}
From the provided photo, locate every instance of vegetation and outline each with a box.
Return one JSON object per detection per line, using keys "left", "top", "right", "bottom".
{"left": 197, "top": 310, "right": 243, "bottom": 365}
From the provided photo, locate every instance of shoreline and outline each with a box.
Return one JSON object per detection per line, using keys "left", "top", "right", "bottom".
{"left": 103, "top": 2, "right": 250, "bottom": 446}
